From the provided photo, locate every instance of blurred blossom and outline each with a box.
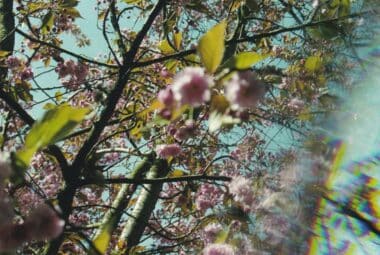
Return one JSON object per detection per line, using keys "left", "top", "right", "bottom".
{"left": 203, "top": 243, "right": 235, "bottom": 255}
{"left": 20, "top": 67, "right": 34, "bottom": 80}
{"left": 172, "top": 67, "right": 212, "bottom": 106}
{"left": 224, "top": 71, "right": 265, "bottom": 110}
{"left": 261, "top": 214, "right": 290, "bottom": 246}
{"left": 228, "top": 176, "right": 255, "bottom": 211}
{"left": 156, "top": 144, "right": 182, "bottom": 159}
{"left": 158, "top": 86, "right": 175, "bottom": 107}
{"left": 202, "top": 223, "right": 223, "bottom": 244}
{"left": 287, "top": 98, "right": 305, "bottom": 111}
{"left": 6, "top": 56, "right": 21, "bottom": 69}
{"left": 174, "top": 120, "right": 196, "bottom": 141}
{"left": 25, "top": 204, "right": 65, "bottom": 241}
{"left": 0, "top": 224, "right": 30, "bottom": 252}
{"left": 196, "top": 183, "right": 224, "bottom": 211}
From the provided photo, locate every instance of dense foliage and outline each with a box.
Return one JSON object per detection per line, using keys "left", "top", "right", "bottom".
{"left": 0, "top": 0, "right": 377, "bottom": 254}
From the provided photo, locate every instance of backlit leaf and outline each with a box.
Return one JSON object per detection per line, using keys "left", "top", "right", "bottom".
{"left": 158, "top": 40, "right": 175, "bottom": 55}
{"left": 305, "top": 55, "right": 322, "bottom": 73}
{"left": 130, "top": 120, "right": 144, "bottom": 140}
{"left": 210, "top": 95, "right": 229, "bottom": 113}
{"left": 224, "top": 52, "right": 268, "bottom": 70}
{"left": 60, "top": 0, "right": 79, "bottom": 8}
{"left": 92, "top": 225, "right": 111, "bottom": 255}
{"left": 214, "top": 225, "right": 230, "bottom": 243}
{"left": 41, "top": 11, "right": 55, "bottom": 34}
{"left": 198, "top": 21, "right": 226, "bottom": 73}
{"left": 0, "top": 50, "right": 10, "bottom": 58}
{"left": 209, "top": 111, "right": 240, "bottom": 132}
{"left": 17, "top": 104, "right": 89, "bottom": 167}
{"left": 64, "top": 7, "right": 82, "bottom": 19}
{"left": 123, "top": 0, "right": 143, "bottom": 4}
{"left": 169, "top": 169, "right": 185, "bottom": 177}
{"left": 173, "top": 32, "right": 182, "bottom": 50}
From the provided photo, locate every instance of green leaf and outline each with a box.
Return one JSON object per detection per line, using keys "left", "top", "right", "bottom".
{"left": 123, "top": 0, "right": 143, "bottom": 4}
{"left": 64, "top": 7, "right": 82, "bottom": 19}
{"left": 305, "top": 55, "right": 322, "bottom": 73}
{"left": 198, "top": 21, "right": 226, "bottom": 73}
{"left": 60, "top": 0, "right": 79, "bottom": 8}
{"left": 28, "top": 2, "right": 50, "bottom": 12}
{"left": 17, "top": 104, "right": 89, "bottom": 167}
{"left": 214, "top": 225, "right": 231, "bottom": 243}
{"left": 41, "top": 11, "right": 55, "bottom": 34}
{"left": 0, "top": 50, "right": 11, "bottom": 58}
{"left": 158, "top": 39, "right": 175, "bottom": 54}
{"left": 92, "top": 224, "right": 111, "bottom": 255}
{"left": 208, "top": 111, "right": 240, "bottom": 132}
{"left": 223, "top": 51, "right": 268, "bottom": 70}
{"left": 173, "top": 31, "right": 182, "bottom": 50}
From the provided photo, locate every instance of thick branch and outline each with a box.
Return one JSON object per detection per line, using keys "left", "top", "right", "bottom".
{"left": 82, "top": 174, "right": 231, "bottom": 185}
{"left": 134, "top": 11, "right": 374, "bottom": 69}
{"left": 116, "top": 159, "right": 170, "bottom": 254}
{"left": 0, "top": 0, "right": 14, "bottom": 78}
{"left": 91, "top": 154, "right": 155, "bottom": 253}
{"left": 45, "top": 2, "right": 166, "bottom": 254}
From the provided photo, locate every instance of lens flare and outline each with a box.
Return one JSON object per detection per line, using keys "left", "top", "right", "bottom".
{"left": 307, "top": 39, "right": 380, "bottom": 254}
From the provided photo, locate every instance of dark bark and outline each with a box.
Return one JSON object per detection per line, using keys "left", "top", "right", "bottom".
{"left": 0, "top": 0, "right": 14, "bottom": 79}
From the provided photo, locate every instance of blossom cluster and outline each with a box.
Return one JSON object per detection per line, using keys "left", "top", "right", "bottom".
{"left": 0, "top": 157, "right": 64, "bottom": 252}
{"left": 6, "top": 55, "right": 34, "bottom": 82}
{"left": 55, "top": 59, "right": 89, "bottom": 90}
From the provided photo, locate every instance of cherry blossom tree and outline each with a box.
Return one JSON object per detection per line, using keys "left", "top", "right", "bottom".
{"left": 0, "top": 0, "right": 377, "bottom": 254}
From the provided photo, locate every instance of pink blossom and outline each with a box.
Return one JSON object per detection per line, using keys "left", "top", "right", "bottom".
{"left": 25, "top": 204, "right": 65, "bottom": 241}
{"left": 20, "top": 67, "right": 34, "bottom": 80}
{"left": 6, "top": 56, "right": 21, "bottom": 69}
{"left": 174, "top": 120, "right": 195, "bottom": 141}
{"left": 287, "top": 98, "right": 304, "bottom": 111}
{"left": 261, "top": 214, "right": 290, "bottom": 246}
{"left": 158, "top": 86, "right": 175, "bottom": 107}
{"left": 172, "top": 67, "right": 212, "bottom": 106}
{"left": 156, "top": 144, "right": 182, "bottom": 159}
{"left": 203, "top": 243, "right": 235, "bottom": 255}
{"left": 224, "top": 71, "right": 265, "bottom": 110}
{"left": 195, "top": 183, "right": 224, "bottom": 211}
{"left": 202, "top": 223, "right": 223, "bottom": 244}
{"left": 160, "top": 68, "right": 171, "bottom": 78}
{"left": 56, "top": 60, "right": 89, "bottom": 90}
{"left": 0, "top": 223, "right": 30, "bottom": 252}
{"left": 56, "top": 60, "right": 76, "bottom": 78}
{"left": 228, "top": 176, "right": 255, "bottom": 211}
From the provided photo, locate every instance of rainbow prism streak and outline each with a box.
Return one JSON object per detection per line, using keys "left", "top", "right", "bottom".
{"left": 307, "top": 140, "right": 380, "bottom": 255}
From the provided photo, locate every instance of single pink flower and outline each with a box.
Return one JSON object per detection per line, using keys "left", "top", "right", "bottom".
{"left": 172, "top": 67, "right": 212, "bottom": 106}
{"left": 156, "top": 144, "right": 182, "bottom": 159}
{"left": 224, "top": 71, "right": 265, "bottom": 110}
